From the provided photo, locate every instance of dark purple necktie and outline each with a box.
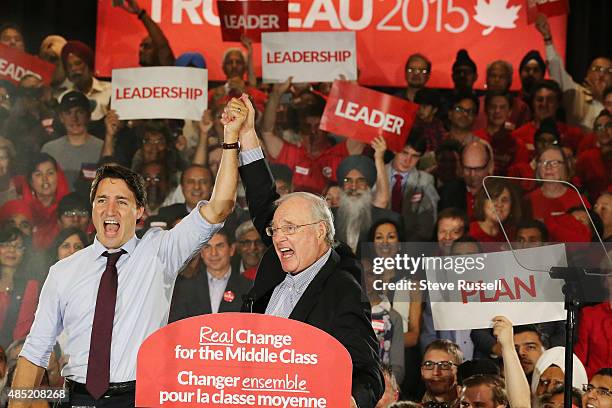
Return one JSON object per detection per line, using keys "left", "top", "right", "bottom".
{"left": 391, "top": 174, "right": 403, "bottom": 213}
{"left": 86, "top": 250, "right": 125, "bottom": 399}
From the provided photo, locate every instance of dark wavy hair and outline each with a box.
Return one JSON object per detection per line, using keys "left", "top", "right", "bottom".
{"left": 48, "top": 227, "right": 89, "bottom": 264}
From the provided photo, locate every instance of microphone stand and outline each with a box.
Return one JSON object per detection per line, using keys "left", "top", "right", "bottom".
{"left": 549, "top": 267, "right": 582, "bottom": 408}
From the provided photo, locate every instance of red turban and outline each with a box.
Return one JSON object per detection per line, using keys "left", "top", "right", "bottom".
{"left": 61, "top": 40, "right": 94, "bottom": 70}
{"left": 0, "top": 199, "right": 34, "bottom": 224}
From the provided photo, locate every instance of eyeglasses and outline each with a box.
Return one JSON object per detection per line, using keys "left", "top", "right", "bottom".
{"left": 62, "top": 210, "right": 89, "bottom": 217}
{"left": 453, "top": 105, "right": 476, "bottom": 116}
{"left": 144, "top": 176, "right": 161, "bottom": 183}
{"left": 0, "top": 242, "right": 26, "bottom": 251}
{"left": 143, "top": 139, "right": 165, "bottom": 145}
{"left": 265, "top": 221, "right": 322, "bottom": 237}
{"left": 590, "top": 66, "right": 612, "bottom": 75}
{"left": 407, "top": 68, "right": 429, "bottom": 75}
{"left": 238, "top": 239, "right": 263, "bottom": 247}
{"left": 421, "top": 360, "right": 456, "bottom": 371}
{"left": 463, "top": 164, "right": 489, "bottom": 173}
{"left": 594, "top": 122, "right": 612, "bottom": 132}
{"left": 537, "top": 159, "right": 564, "bottom": 168}
{"left": 343, "top": 177, "right": 368, "bottom": 188}
{"left": 582, "top": 383, "right": 612, "bottom": 397}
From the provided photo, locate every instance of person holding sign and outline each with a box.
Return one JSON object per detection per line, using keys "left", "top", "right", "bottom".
{"left": 236, "top": 95, "right": 384, "bottom": 407}
{"left": 9, "top": 97, "right": 247, "bottom": 407}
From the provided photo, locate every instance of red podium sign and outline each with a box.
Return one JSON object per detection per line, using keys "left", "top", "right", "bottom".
{"left": 136, "top": 313, "right": 352, "bottom": 407}
{"left": 320, "top": 81, "right": 418, "bottom": 153}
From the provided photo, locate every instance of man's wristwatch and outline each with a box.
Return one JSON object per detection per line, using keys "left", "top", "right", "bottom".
{"left": 137, "top": 9, "right": 146, "bottom": 20}
{"left": 222, "top": 141, "right": 240, "bottom": 150}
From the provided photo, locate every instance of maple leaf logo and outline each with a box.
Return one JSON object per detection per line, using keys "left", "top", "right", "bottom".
{"left": 473, "top": 0, "right": 522, "bottom": 36}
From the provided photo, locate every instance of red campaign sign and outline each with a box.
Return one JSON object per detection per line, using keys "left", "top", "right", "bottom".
{"left": 320, "top": 81, "right": 418, "bottom": 153}
{"left": 526, "top": 0, "right": 569, "bottom": 24}
{"left": 0, "top": 43, "right": 55, "bottom": 85}
{"left": 218, "top": 0, "right": 289, "bottom": 43}
{"left": 136, "top": 313, "right": 352, "bottom": 407}
{"left": 95, "top": 0, "right": 567, "bottom": 89}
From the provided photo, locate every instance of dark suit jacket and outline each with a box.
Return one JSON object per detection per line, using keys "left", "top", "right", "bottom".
{"left": 437, "top": 179, "right": 468, "bottom": 213}
{"left": 169, "top": 263, "right": 252, "bottom": 322}
{"left": 158, "top": 203, "right": 189, "bottom": 225}
{"left": 239, "top": 157, "right": 384, "bottom": 408}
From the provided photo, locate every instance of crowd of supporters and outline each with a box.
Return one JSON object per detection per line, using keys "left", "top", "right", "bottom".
{"left": 0, "top": 2, "right": 611, "bottom": 407}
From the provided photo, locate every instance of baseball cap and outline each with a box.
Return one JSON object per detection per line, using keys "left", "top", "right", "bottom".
{"left": 59, "top": 91, "right": 95, "bottom": 113}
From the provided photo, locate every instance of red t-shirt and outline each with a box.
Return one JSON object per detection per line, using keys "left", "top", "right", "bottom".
{"left": 274, "top": 141, "right": 349, "bottom": 194}
{"left": 575, "top": 148, "right": 611, "bottom": 202}
{"left": 544, "top": 213, "right": 591, "bottom": 243}
{"left": 526, "top": 188, "right": 590, "bottom": 221}
{"left": 474, "top": 129, "right": 530, "bottom": 176}
{"left": 507, "top": 161, "right": 537, "bottom": 192}
{"left": 575, "top": 302, "right": 612, "bottom": 379}
{"left": 512, "top": 121, "right": 584, "bottom": 153}
{"left": 469, "top": 221, "right": 511, "bottom": 243}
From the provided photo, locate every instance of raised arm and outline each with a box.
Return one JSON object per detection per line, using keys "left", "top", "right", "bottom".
{"left": 493, "top": 316, "right": 531, "bottom": 408}
{"left": 192, "top": 109, "right": 212, "bottom": 166}
{"left": 101, "top": 109, "right": 120, "bottom": 158}
{"left": 200, "top": 98, "right": 245, "bottom": 224}
{"left": 121, "top": 0, "right": 175, "bottom": 66}
{"left": 535, "top": 14, "right": 577, "bottom": 93}
{"left": 241, "top": 35, "right": 257, "bottom": 88}
{"left": 261, "top": 77, "right": 292, "bottom": 159}
{"left": 238, "top": 94, "right": 278, "bottom": 245}
{"left": 371, "top": 136, "right": 389, "bottom": 209}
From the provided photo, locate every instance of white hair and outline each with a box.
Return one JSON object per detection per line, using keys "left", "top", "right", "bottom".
{"left": 235, "top": 220, "right": 257, "bottom": 241}
{"left": 274, "top": 192, "right": 335, "bottom": 247}
{"left": 222, "top": 47, "right": 246, "bottom": 66}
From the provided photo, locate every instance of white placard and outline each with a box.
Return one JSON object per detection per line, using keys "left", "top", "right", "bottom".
{"left": 261, "top": 31, "right": 357, "bottom": 83}
{"left": 428, "top": 244, "right": 567, "bottom": 330}
{"left": 111, "top": 67, "right": 207, "bottom": 121}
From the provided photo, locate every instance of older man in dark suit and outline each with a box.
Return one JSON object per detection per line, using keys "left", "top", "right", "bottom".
{"left": 234, "top": 95, "right": 384, "bottom": 408}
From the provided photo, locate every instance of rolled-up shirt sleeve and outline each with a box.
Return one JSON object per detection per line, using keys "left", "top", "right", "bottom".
{"left": 20, "top": 267, "right": 64, "bottom": 368}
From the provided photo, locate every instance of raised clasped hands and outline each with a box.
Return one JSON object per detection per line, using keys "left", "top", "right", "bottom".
{"left": 220, "top": 94, "right": 256, "bottom": 144}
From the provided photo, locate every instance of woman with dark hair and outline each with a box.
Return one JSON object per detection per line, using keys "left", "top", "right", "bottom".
{"left": 20, "top": 153, "right": 69, "bottom": 249}
{"left": 470, "top": 178, "right": 521, "bottom": 243}
{"left": 48, "top": 227, "right": 89, "bottom": 264}
{"left": 0, "top": 227, "right": 39, "bottom": 348}
{"left": 366, "top": 218, "right": 423, "bottom": 347}
{"left": 525, "top": 145, "right": 589, "bottom": 221}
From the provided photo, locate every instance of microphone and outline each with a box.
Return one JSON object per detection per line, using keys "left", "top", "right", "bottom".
{"left": 242, "top": 293, "right": 256, "bottom": 313}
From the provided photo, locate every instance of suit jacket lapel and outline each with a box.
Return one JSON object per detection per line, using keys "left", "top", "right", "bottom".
{"left": 289, "top": 250, "right": 339, "bottom": 322}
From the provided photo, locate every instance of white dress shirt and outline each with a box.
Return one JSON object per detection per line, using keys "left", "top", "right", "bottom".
{"left": 21, "top": 201, "right": 222, "bottom": 383}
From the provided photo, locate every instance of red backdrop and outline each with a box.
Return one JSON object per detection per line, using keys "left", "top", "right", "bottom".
{"left": 96, "top": 0, "right": 567, "bottom": 89}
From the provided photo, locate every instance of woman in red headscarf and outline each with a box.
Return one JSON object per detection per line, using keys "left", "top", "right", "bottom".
{"left": 0, "top": 199, "right": 34, "bottom": 237}
{"left": 20, "top": 153, "right": 69, "bottom": 249}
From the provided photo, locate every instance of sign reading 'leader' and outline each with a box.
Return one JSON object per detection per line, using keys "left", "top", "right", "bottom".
{"left": 0, "top": 43, "right": 55, "bottom": 85}
{"left": 111, "top": 66, "right": 207, "bottom": 121}
{"left": 320, "top": 81, "right": 418, "bottom": 153}
{"left": 217, "top": 0, "right": 288, "bottom": 42}
{"left": 262, "top": 31, "right": 356, "bottom": 83}
{"left": 136, "top": 313, "right": 352, "bottom": 407}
